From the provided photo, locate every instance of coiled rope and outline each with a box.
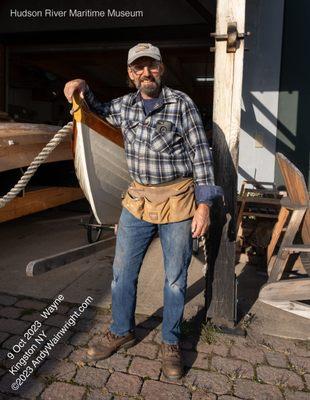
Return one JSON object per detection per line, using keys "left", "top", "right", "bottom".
{"left": 0, "top": 122, "right": 73, "bottom": 208}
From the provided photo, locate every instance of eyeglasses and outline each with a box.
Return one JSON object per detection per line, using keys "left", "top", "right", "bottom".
{"left": 129, "top": 61, "right": 160, "bottom": 75}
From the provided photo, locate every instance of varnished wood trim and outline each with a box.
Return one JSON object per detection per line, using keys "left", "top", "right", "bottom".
{"left": 72, "top": 94, "right": 124, "bottom": 157}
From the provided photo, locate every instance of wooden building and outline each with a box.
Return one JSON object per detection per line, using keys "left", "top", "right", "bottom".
{"left": 0, "top": 0, "right": 308, "bottom": 330}
{"left": 1, "top": 0, "right": 308, "bottom": 187}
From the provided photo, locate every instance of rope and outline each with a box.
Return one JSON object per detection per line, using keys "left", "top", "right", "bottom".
{"left": 201, "top": 235, "right": 208, "bottom": 274}
{"left": 0, "top": 122, "right": 73, "bottom": 208}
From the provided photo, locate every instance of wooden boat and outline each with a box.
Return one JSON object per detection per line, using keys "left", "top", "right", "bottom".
{"left": 0, "top": 122, "right": 84, "bottom": 223}
{"left": 72, "top": 94, "right": 130, "bottom": 225}
{"left": 0, "top": 122, "right": 72, "bottom": 172}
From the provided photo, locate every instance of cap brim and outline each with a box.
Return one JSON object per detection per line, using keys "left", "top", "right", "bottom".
{"left": 128, "top": 52, "right": 161, "bottom": 65}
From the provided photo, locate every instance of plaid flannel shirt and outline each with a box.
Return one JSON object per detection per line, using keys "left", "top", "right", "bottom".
{"left": 84, "top": 85, "right": 223, "bottom": 205}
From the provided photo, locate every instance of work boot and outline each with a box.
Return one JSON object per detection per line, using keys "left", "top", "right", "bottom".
{"left": 86, "top": 330, "right": 136, "bottom": 361}
{"left": 161, "top": 343, "right": 183, "bottom": 380}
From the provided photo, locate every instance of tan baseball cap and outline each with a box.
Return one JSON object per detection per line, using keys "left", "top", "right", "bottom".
{"left": 128, "top": 43, "right": 161, "bottom": 65}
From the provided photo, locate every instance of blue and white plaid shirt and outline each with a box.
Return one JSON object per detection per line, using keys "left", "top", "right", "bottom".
{"left": 85, "top": 85, "right": 222, "bottom": 205}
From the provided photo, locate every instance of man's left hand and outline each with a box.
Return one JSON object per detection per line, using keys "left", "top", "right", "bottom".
{"left": 191, "top": 204, "right": 210, "bottom": 238}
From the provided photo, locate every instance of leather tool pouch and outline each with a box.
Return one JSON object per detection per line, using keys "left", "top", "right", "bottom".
{"left": 122, "top": 178, "right": 196, "bottom": 224}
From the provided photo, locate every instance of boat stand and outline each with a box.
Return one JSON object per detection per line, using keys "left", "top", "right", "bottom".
{"left": 79, "top": 212, "right": 116, "bottom": 243}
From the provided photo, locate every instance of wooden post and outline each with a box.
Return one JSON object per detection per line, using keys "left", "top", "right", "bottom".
{"left": 0, "top": 44, "right": 6, "bottom": 111}
{"left": 206, "top": 0, "right": 246, "bottom": 327}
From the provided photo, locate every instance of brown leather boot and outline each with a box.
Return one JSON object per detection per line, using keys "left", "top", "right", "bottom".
{"left": 161, "top": 343, "right": 183, "bottom": 380}
{"left": 87, "top": 330, "right": 136, "bottom": 361}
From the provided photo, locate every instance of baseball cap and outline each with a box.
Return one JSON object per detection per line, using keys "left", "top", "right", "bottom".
{"left": 128, "top": 43, "right": 162, "bottom": 65}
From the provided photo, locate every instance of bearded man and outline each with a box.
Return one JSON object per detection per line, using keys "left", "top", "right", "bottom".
{"left": 64, "top": 43, "right": 222, "bottom": 380}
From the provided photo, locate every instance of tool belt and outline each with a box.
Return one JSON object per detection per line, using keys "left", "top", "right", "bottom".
{"left": 122, "top": 178, "right": 196, "bottom": 224}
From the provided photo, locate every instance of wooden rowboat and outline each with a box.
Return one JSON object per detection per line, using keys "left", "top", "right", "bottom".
{"left": 72, "top": 94, "right": 130, "bottom": 225}
{"left": 0, "top": 122, "right": 72, "bottom": 172}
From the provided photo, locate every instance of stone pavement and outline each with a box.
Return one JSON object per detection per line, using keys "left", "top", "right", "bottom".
{"left": 0, "top": 207, "right": 205, "bottom": 319}
{"left": 0, "top": 292, "right": 309, "bottom": 400}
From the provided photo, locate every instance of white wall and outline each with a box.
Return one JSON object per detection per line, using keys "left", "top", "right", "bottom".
{"left": 238, "top": 0, "right": 285, "bottom": 190}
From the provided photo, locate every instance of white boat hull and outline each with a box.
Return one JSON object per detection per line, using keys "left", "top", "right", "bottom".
{"left": 74, "top": 121, "right": 130, "bottom": 224}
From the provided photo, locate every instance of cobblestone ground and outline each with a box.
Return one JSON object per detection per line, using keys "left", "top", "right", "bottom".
{"left": 0, "top": 292, "right": 309, "bottom": 400}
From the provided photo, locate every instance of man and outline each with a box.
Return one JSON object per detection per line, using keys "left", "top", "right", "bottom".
{"left": 64, "top": 43, "right": 222, "bottom": 380}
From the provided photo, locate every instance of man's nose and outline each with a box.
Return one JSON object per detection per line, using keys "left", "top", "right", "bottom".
{"left": 141, "top": 66, "right": 151, "bottom": 76}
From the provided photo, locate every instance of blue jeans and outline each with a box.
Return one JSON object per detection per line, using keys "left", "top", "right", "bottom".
{"left": 110, "top": 207, "right": 193, "bottom": 344}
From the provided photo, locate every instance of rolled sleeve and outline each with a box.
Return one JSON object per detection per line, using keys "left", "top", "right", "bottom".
{"left": 195, "top": 184, "right": 224, "bottom": 206}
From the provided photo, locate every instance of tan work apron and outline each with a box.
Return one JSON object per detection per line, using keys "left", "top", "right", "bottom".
{"left": 122, "top": 178, "right": 196, "bottom": 224}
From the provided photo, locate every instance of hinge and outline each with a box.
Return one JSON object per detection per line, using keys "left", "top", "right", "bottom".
{"left": 210, "top": 22, "right": 250, "bottom": 53}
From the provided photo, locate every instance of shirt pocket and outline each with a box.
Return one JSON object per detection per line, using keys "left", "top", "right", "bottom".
{"left": 122, "top": 121, "right": 139, "bottom": 143}
{"left": 150, "top": 120, "right": 182, "bottom": 154}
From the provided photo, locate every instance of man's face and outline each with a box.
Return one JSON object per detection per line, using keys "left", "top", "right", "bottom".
{"left": 128, "top": 56, "right": 164, "bottom": 97}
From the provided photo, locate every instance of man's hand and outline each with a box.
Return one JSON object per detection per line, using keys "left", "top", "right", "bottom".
{"left": 191, "top": 204, "right": 210, "bottom": 238}
{"left": 64, "top": 79, "right": 87, "bottom": 103}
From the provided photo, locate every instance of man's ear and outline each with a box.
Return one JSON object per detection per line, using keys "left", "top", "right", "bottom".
{"left": 128, "top": 67, "right": 135, "bottom": 81}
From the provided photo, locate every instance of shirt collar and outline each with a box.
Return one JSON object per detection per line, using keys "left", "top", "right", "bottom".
{"left": 129, "top": 86, "right": 177, "bottom": 107}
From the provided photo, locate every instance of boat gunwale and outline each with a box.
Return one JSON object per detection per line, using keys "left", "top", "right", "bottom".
{"left": 72, "top": 94, "right": 124, "bottom": 156}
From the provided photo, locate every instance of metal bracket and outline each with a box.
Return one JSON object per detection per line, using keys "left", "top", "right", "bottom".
{"left": 210, "top": 22, "right": 250, "bottom": 53}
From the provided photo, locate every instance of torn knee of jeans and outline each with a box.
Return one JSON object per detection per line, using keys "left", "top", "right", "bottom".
{"left": 111, "top": 276, "right": 119, "bottom": 287}
{"left": 168, "top": 280, "right": 182, "bottom": 291}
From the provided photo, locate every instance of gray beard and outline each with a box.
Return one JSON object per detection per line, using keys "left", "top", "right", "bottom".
{"left": 136, "top": 77, "right": 161, "bottom": 97}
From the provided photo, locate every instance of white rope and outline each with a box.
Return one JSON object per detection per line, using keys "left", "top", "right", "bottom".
{"left": 201, "top": 235, "right": 208, "bottom": 274}
{"left": 0, "top": 122, "right": 73, "bottom": 208}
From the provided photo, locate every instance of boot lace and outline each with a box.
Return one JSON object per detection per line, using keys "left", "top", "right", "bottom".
{"left": 165, "top": 344, "right": 181, "bottom": 358}
{"left": 105, "top": 330, "right": 118, "bottom": 342}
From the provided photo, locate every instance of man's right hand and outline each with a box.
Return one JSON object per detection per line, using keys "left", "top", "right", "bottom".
{"left": 64, "top": 79, "right": 87, "bottom": 103}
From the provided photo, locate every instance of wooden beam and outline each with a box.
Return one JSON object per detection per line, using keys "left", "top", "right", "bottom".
{"left": 206, "top": 0, "right": 246, "bottom": 328}
{"left": 259, "top": 278, "right": 310, "bottom": 302}
{"left": 241, "top": 212, "right": 278, "bottom": 219}
{"left": 26, "top": 237, "right": 115, "bottom": 276}
{"left": 185, "top": 0, "right": 216, "bottom": 25}
{"left": 267, "top": 206, "right": 290, "bottom": 268}
{"left": 239, "top": 197, "right": 281, "bottom": 205}
{"left": 164, "top": 56, "right": 194, "bottom": 97}
{"left": 251, "top": 300, "right": 310, "bottom": 340}
{"left": 268, "top": 208, "right": 307, "bottom": 283}
{"left": 282, "top": 244, "right": 310, "bottom": 254}
{"left": 14, "top": 56, "right": 124, "bottom": 100}
{"left": 260, "top": 300, "right": 310, "bottom": 320}
{"left": 0, "top": 187, "right": 84, "bottom": 222}
{"left": 0, "top": 44, "right": 5, "bottom": 111}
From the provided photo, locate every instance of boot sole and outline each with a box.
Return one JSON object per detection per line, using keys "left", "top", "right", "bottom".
{"left": 120, "top": 338, "right": 137, "bottom": 350}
